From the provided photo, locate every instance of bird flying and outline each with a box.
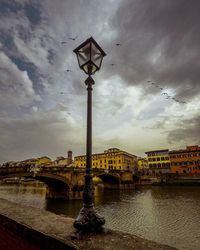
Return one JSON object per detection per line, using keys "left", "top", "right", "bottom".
{"left": 68, "top": 36, "right": 78, "bottom": 41}
{"left": 65, "top": 69, "right": 72, "bottom": 72}
{"left": 115, "top": 43, "right": 121, "bottom": 46}
{"left": 109, "top": 63, "right": 115, "bottom": 66}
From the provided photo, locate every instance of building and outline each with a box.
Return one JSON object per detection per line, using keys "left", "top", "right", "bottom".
{"left": 169, "top": 145, "right": 200, "bottom": 175}
{"left": 74, "top": 148, "right": 138, "bottom": 171}
{"left": 36, "top": 156, "right": 52, "bottom": 166}
{"left": 145, "top": 149, "right": 171, "bottom": 174}
{"left": 137, "top": 158, "right": 148, "bottom": 170}
{"left": 53, "top": 151, "right": 73, "bottom": 166}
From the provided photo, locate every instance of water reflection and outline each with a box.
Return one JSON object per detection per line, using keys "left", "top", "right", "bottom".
{"left": 0, "top": 183, "right": 46, "bottom": 209}
{"left": 0, "top": 183, "right": 200, "bottom": 250}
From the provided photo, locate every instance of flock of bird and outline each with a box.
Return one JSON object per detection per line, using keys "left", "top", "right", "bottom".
{"left": 147, "top": 81, "right": 186, "bottom": 104}
{"left": 60, "top": 38, "right": 186, "bottom": 105}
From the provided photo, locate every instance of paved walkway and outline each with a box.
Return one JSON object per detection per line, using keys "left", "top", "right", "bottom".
{"left": 0, "top": 198, "right": 178, "bottom": 250}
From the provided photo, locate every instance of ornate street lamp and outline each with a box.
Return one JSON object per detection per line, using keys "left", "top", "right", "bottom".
{"left": 73, "top": 37, "right": 106, "bottom": 233}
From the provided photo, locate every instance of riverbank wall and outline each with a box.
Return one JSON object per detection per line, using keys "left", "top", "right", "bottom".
{"left": 138, "top": 175, "right": 200, "bottom": 186}
{"left": 0, "top": 198, "right": 178, "bottom": 250}
{"left": 156, "top": 176, "right": 200, "bottom": 186}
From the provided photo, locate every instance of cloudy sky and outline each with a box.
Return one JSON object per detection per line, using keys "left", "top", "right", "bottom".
{"left": 0, "top": 0, "right": 200, "bottom": 163}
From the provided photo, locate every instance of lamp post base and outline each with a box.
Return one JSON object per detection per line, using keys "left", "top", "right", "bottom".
{"left": 73, "top": 205, "right": 105, "bottom": 232}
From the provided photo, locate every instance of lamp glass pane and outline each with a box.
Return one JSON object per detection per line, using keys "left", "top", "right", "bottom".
{"left": 82, "top": 63, "right": 97, "bottom": 74}
{"left": 77, "top": 42, "right": 91, "bottom": 67}
{"left": 91, "top": 42, "right": 103, "bottom": 69}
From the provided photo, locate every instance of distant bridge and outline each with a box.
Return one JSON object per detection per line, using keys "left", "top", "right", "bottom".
{"left": 0, "top": 164, "right": 136, "bottom": 199}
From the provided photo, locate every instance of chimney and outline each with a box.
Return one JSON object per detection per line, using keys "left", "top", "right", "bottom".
{"left": 67, "top": 151, "right": 72, "bottom": 164}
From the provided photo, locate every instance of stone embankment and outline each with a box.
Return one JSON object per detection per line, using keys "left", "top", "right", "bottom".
{"left": 0, "top": 198, "right": 178, "bottom": 250}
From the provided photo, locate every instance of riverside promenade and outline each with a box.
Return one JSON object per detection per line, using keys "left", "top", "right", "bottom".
{"left": 0, "top": 198, "right": 178, "bottom": 250}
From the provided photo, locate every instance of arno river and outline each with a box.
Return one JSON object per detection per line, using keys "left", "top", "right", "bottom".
{"left": 0, "top": 184, "right": 200, "bottom": 250}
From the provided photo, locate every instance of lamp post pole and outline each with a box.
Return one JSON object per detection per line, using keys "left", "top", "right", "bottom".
{"left": 73, "top": 69, "right": 105, "bottom": 233}
{"left": 84, "top": 73, "right": 94, "bottom": 207}
{"left": 73, "top": 37, "right": 106, "bottom": 234}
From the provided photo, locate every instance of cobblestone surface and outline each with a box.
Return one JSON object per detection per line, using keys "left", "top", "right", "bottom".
{"left": 0, "top": 198, "right": 178, "bottom": 250}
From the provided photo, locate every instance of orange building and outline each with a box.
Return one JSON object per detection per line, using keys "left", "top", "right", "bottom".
{"left": 169, "top": 145, "right": 200, "bottom": 175}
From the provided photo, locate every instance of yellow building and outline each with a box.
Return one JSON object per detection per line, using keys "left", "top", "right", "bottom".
{"left": 35, "top": 156, "right": 52, "bottom": 166}
{"left": 74, "top": 148, "right": 137, "bottom": 171}
{"left": 137, "top": 158, "right": 148, "bottom": 170}
{"left": 145, "top": 149, "right": 171, "bottom": 174}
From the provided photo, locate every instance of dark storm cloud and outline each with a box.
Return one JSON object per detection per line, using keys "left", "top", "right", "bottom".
{"left": 0, "top": 0, "right": 46, "bottom": 95}
{"left": 167, "top": 115, "right": 200, "bottom": 144}
{"left": 0, "top": 1, "right": 21, "bottom": 15}
{"left": 24, "top": 1, "right": 42, "bottom": 25}
{"left": 11, "top": 57, "right": 38, "bottom": 81}
{"left": 110, "top": 0, "right": 200, "bottom": 99}
{"left": 0, "top": 0, "right": 42, "bottom": 24}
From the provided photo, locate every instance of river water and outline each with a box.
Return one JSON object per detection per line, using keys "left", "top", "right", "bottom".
{"left": 0, "top": 184, "right": 199, "bottom": 250}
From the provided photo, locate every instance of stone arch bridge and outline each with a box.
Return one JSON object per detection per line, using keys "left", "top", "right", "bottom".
{"left": 0, "top": 165, "right": 135, "bottom": 199}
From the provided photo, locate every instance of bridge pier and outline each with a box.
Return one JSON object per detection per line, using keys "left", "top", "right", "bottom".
{"left": 120, "top": 183, "right": 135, "bottom": 189}
{"left": 46, "top": 186, "right": 70, "bottom": 199}
{"left": 46, "top": 186, "right": 84, "bottom": 200}
{"left": 70, "top": 188, "right": 83, "bottom": 200}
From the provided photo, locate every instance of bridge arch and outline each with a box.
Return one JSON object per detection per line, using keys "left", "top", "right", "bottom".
{"left": 95, "top": 173, "right": 121, "bottom": 189}
{"left": 0, "top": 172, "right": 72, "bottom": 199}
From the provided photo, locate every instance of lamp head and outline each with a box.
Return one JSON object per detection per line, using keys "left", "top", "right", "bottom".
{"left": 73, "top": 37, "right": 106, "bottom": 75}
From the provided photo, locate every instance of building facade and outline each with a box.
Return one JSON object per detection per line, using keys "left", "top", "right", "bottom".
{"left": 137, "top": 158, "right": 148, "bottom": 171}
{"left": 74, "top": 148, "right": 137, "bottom": 171}
{"left": 169, "top": 145, "right": 200, "bottom": 174}
{"left": 145, "top": 149, "right": 171, "bottom": 174}
{"left": 52, "top": 151, "right": 73, "bottom": 166}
